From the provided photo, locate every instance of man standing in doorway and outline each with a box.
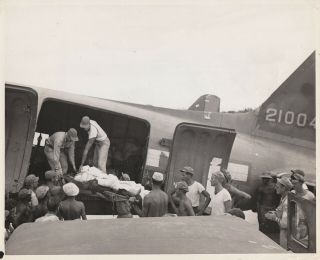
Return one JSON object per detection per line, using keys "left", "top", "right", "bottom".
{"left": 180, "top": 166, "right": 211, "bottom": 215}
{"left": 79, "top": 116, "right": 110, "bottom": 173}
{"left": 44, "top": 128, "right": 79, "bottom": 176}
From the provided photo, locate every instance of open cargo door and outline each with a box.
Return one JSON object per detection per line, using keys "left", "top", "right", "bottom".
{"left": 165, "top": 123, "right": 236, "bottom": 190}
{"left": 5, "top": 85, "right": 38, "bottom": 193}
{"left": 287, "top": 192, "right": 316, "bottom": 253}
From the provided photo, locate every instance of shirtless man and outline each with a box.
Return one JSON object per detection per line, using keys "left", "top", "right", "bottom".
{"left": 169, "top": 182, "right": 195, "bottom": 216}
{"left": 58, "top": 183, "right": 87, "bottom": 220}
{"left": 142, "top": 172, "right": 168, "bottom": 217}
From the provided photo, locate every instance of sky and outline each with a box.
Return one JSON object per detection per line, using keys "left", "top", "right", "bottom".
{"left": 5, "top": 0, "right": 317, "bottom": 111}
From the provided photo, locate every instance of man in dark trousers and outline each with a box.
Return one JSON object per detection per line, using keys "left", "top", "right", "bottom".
{"left": 142, "top": 172, "right": 168, "bottom": 217}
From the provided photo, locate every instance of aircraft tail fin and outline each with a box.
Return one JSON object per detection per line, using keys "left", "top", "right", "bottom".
{"left": 256, "top": 51, "right": 315, "bottom": 144}
{"left": 188, "top": 94, "right": 220, "bottom": 113}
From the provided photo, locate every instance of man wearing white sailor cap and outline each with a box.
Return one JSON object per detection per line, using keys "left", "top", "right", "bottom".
{"left": 141, "top": 172, "right": 168, "bottom": 217}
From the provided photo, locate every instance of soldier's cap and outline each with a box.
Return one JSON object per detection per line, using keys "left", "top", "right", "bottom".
{"left": 176, "top": 181, "right": 189, "bottom": 192}
{"left": 18, "top": 188, "right": 32, "bottom": 200}
{"left": 35, "top": 185, "right": 50, "bottom": 200}
{"left": 291, "top": 169, "right": 305, "bottom": 176}
{"left": 80, "top": 116, "right": 90, "bottom": 128}
{"left": 291, "top": 169, "right": 305, "bottom": 182}
{"left": 180, "top": 166, "right": 194, "bottom": 175}
{"left": 45, "top": 170, "right": 57, "bottom": 180}
{"left": 261, "top": 171, "right": 272, "bottom": 179}
{"left": 24, "top": 174, "right": 39, "bottom": 185}
{"left": 63, "top": 182, "right": 79, "bottom": 197}
{"left": 277, "top": 176, "right": 293, "bottom": 190}
{"left": 152, "top": 172, "right": 164, "bottom": 182}
{"left": 67, "top": 128, "right": 79, "bottom": 142}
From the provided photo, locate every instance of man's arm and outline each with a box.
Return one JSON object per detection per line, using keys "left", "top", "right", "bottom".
{"left": 228, "top": 185, "right": 251, "bottom": 199}
{"left": 57, "top": 204, "right": 64, "bottom": 220}
{"left": 224, "top": 200, "right": 232, "bottom": 213}
{"left": 79, "top": 138, "right": 95, "bottom": 170}
{"left": 68, "top": 141, "right": 77, "bottom": 172}
{"left": 80, "top": 202, "right": 87, "bottom": 220}
{"left": 197, "top": 190, "right": 211, "bottom": 216}
{"left": 185, "top": 200, "right": 195, "bottom": 216}
{"left": 168, "top": 192, "right": 179, "bottom": 215}
{"left": 141, "top": 197, "right": 150, "bottom": 217}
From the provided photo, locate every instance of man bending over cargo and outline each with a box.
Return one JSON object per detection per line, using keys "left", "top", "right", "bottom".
{"left": 142, "top": 172, "right": 168, "bottom": 217}
{"left": 169, "top": 181, "right": 195, "bottom": 216}
{"left": 79, "top": 116, "right": 110, "bottom": 173}
{"left": 44, "top": 129, "right": 79, "bottom": 176}
{"left": 58, "top": 183, "right": 87, "bottom": 220}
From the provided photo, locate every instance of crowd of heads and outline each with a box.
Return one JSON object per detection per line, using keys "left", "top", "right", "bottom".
{"left": 5, "top": 163, "right": 314, "bottom": 244}
{"left": 5, "top": 170, "right": 87, "bottom": 242}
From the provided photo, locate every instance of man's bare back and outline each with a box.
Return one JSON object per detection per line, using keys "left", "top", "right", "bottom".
{"left": 59, "top": 198, "right": 87, "bottom": 220}
{"left": 142, "top": 189, "right": 168, "bottom": 217}
{"left": 178, "top": 197, "right": 195, "bottom": 216}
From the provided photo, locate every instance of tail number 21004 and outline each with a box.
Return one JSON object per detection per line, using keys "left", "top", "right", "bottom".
{"left": 265, "top": 108, "right": 315, "bottom": 128}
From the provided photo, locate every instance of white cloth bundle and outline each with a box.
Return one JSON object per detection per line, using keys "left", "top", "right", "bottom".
{"left": 74, "top": 166, "right": 148, "bottom": 196}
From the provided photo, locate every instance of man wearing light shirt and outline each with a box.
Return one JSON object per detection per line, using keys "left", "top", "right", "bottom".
{"left": 79, "top": 116, "right": 110, "bottom": 173}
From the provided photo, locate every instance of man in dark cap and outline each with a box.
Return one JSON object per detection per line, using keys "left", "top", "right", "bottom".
{"left": 180, "top": 166, "right": 211, "bottom": 215}
{"left": 24, "top": 174, "right": 39, "bottom": 207}
{"left": 256, "top": 171, "right": 281, "bottom": 241}
{"left": 44, "top": 128, "right": 79, "bottom": 176}
{"left": 79, "top": 116, "right": 110, "bottom": 173}
{"left": 169, "top": 181, "right": 195, "bottom": 216}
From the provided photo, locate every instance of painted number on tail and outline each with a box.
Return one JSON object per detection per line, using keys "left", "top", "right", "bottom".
{"left": 265, "top": 108, "right": 315, "bottom": 128}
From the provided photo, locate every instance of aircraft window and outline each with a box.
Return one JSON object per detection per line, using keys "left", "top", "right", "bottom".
{"left": 33, "top": 132, "right": 49, "bottom": 146}
{"left": 290, "top": 201, "right": 309, "bottom": 248}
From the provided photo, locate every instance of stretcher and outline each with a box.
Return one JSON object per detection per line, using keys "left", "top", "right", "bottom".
{"left": 63, "top": 175, "right": 130, "bottom": 202}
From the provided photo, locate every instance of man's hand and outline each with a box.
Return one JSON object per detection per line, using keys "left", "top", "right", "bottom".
{"left": 71, "top": 166, "right": 77, "bottom": 175}
{"left": 243, "top": 193, "right": 252, "bottom": 200}
{"left": 265, "top": 211, "right": 277, "bottom": 221}
{"left": 55, "top": 169, "right": 63, "bottom": 178}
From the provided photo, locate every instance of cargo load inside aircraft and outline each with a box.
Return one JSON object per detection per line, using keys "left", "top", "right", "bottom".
{"left": 27, "top": 99, "right": 150, "bottom": 214}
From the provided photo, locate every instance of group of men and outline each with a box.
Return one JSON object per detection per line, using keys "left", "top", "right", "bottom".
{"left": 44, "top": 116, "right": 110, "bottom": 175}
{"left": 256, "top": 169, "right": 315, "bottom": 250}
{"left": 5, "top": 171, "right": 88, "bottom": 241}
{"left": 140, "top": 166, "right": 246, "bottom": 219}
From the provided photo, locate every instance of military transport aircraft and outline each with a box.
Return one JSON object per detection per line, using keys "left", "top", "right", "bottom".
{"left": 5, "top": 51, "right": 315, "bottom": 214}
